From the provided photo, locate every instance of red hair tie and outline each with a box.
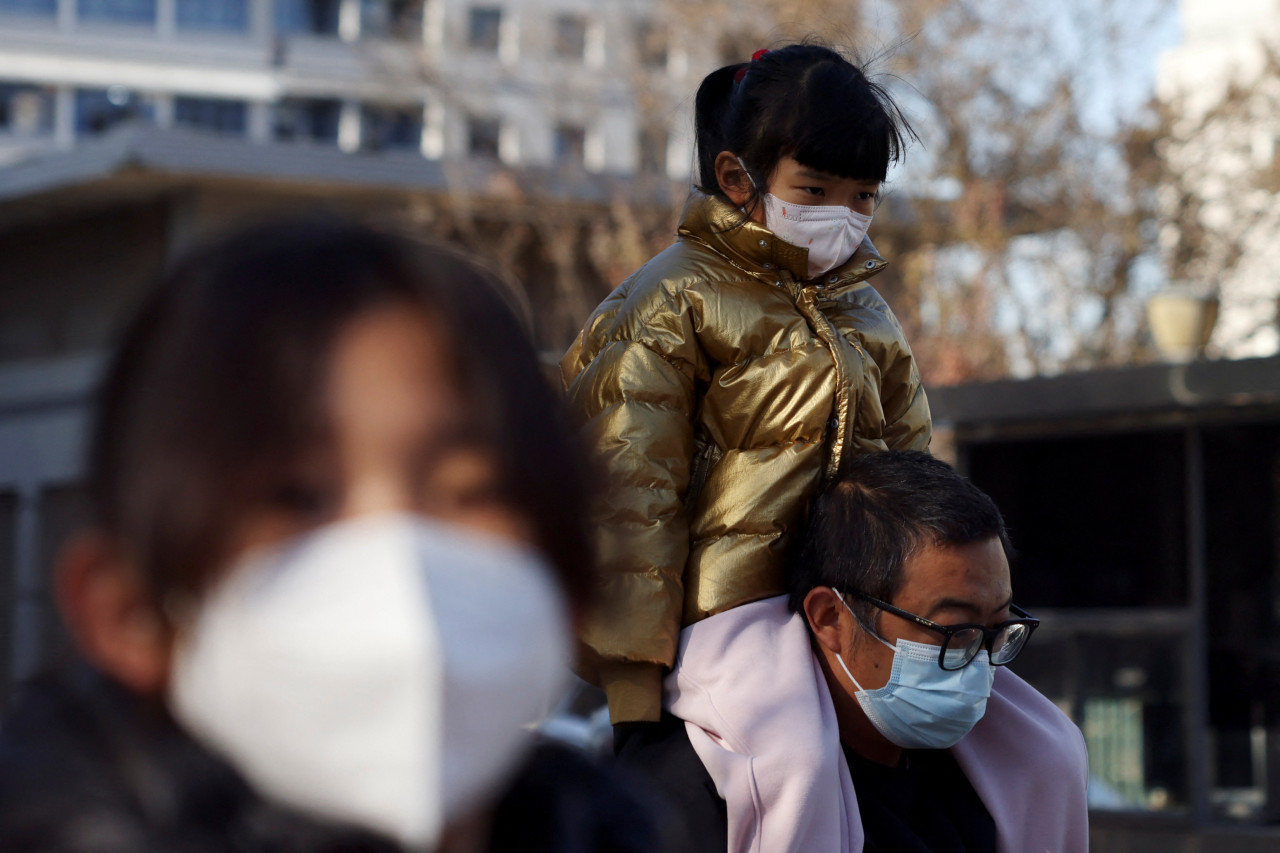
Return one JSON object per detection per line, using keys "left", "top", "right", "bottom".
{"left": 734, "top": 49, "right": 771, "bottom": 84}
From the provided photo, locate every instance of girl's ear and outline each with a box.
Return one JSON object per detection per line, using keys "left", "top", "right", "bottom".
{"left": 55, "top": 531, "right": 174, "bottom": 696}
{"left": 713, "top": 150, "right": 756, "bottom": 207}
{"left": 802, "top": 587, "right": 846, "bottom": 655}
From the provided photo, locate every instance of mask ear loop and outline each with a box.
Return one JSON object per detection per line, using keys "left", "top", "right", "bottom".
{"left": 735, "top": 156, "right": 759, "bottom": 193}
{"left": 830, "top": 587, "right": 897, "bottom": 693}
{"left": 732, "top": 156, "right": 769, "bottom": 227}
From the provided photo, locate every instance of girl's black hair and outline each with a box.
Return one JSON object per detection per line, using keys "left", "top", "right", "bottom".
{"left": 694, "top": 43, "right": 916, "bottom": 200}
{"left": 89, "top": 217, "right": 595, "bottom": 612}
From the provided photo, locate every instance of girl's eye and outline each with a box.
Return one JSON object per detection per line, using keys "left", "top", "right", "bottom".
{"left": 858, "top": 191, "right": 878, "bottom": 201}
{"left": 801, "top": 186, "right": 825, "bottom": 197}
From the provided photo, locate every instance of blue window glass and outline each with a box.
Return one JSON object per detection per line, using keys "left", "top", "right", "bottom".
{"left": 360, "top": 0, "right": 421, "bottom": 39}
{"left": 553, "top": 123, "right": 584, "bottom": 166}
{"left": 174, "top": 96, "right": 247, "bottom": 136}
{"left": 77, "top": 0, "right": 156, "bottom": 25}
{"left": 362, "top": 104, "right": 421, "bottom": 151}
{"left": 467, "top": 115, "right": 500, "bottom": 159}
{"left": 274, "top": 0, "right": 339, "bottom": 34}
{"left": 176, "top": 0, "right": 246, "bottom": 31}
{"left": 74, "top": 87, "right": 154, "bottom": 135}
{"left": 467, "top": 7, "right": 500, "bottom": 51}
{"left": 635, "top": 20, "right": 667, "bottom": 69}
{"left": 638, "top": 126, "right": 667, "bottom": 175}
{"left": 0, "top": 84, "right": 55, "bottom": 134}
{"left": 553, "top": 14, "right": 585, "bottom": 61}
{"left": 272, "top": 98, "right": 341, "bottom": 143}
{"left": 0, "top": 0, "right": 57, "bottom": 17}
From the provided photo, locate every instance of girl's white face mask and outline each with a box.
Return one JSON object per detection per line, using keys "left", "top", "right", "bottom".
{"left": 761, "top": 195, "right": 873, "bottom": 280}
{"left": 167, "top": 513, "right": 571, "bottom": 851}
{"left": 737, "top": 156, "right": 873, "bottom": 279}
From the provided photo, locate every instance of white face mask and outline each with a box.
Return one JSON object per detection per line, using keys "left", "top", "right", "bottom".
{"left": 168, "top": 513, "right": 571, "bottom": 851}
{"left": 736, "top": 156, "right": 873, "bottom": 279}
{"left": 761, "top": 194, "right": 873, "bottom": 280}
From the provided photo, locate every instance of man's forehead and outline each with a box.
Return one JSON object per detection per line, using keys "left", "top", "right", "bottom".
{"left": 898, "top": 538, "right": 1012, "bottom": 616}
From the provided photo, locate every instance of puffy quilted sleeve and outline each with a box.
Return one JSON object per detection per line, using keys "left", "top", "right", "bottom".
{"left": 879, "top": 308, "right": 931, "bottom": 452}
{"left": 560, "top": 281, "right": 704, "bottom": 723}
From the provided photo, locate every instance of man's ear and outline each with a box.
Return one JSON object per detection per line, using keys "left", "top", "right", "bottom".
{"left": 55, "top": 531, "right": 173, "bottom": 696}
{"left": 803, "top": 587, "right": 846, "bottom": 655}
{"left": 713, "top": 150, "right": 756, "bottom": 207}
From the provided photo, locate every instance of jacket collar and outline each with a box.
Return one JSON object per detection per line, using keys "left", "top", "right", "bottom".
{"left": 677, "top": 192, "right": 888, "bottom": 290}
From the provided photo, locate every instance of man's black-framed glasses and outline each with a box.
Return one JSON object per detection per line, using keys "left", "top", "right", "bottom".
{"left": 850, "top": 591, "right": 1040, "bottom": 671}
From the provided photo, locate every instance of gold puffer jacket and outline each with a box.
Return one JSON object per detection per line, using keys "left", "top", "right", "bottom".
{"left": 561, "top": 193, "right": 931, "bottom": 722}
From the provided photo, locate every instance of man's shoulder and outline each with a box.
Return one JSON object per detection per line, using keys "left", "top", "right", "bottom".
{"left": 958, "top": 667, "right": 1088, "bottom": 774}
{"left": 993, "top": 668, "right": 1084, "bottom": 744}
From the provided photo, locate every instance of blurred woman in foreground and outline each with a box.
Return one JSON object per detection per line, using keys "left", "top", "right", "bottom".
{"left": 0, "top": 219, "right": 666, "bottom": 852}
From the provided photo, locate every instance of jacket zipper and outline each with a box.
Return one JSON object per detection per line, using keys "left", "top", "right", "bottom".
{"left": 793, "top": 281, "right": 854, "bottom": 482}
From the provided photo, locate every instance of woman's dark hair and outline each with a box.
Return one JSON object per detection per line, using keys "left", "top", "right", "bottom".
{"left": 787, "top": 451, "right": 1012, "bottom": 627}
{"left": 89, "top": 217, "right": 594, "bottom": 612}
{"left": 695, "top": 43, "right": 916, "bottom": 201}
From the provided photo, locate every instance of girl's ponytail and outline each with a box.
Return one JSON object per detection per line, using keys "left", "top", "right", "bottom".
{"left": 693, "top": 63, "right": 746, "bottom": 194}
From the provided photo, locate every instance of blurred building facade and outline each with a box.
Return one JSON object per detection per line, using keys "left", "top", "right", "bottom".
{"left": 1157, "top": 0, "right": 1280, "bottom": 359}
{"left": 0, "top": 0, "right": 695, "bottom": 177}
{"left": 933, "top": 355, "right": 1280, "bottom": 848}
{"left": 0, "top": 0, "right": 708, "bottom": 706}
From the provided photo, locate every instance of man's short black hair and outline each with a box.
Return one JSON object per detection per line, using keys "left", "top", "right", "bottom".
{"left": 787, "top": 450, "right": 1012, "bottom": 625}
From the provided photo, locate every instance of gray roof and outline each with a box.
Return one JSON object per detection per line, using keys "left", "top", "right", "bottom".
{"left": 929, "top": 355, "right": 1280, "bottom": 429}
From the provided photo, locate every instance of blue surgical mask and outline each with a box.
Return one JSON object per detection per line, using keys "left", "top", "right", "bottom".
{"left": 833, "top": 590, "right": 994, "bottom": 750}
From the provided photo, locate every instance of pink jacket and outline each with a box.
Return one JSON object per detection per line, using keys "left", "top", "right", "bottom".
{"left": 665, "top": 595, "right": 1089, "bottom": 853}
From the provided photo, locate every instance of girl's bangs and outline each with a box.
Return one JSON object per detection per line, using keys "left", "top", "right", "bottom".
{"left": 788, "top": 103, "right": 898, "bottom": 183}
{"left": 782, "top": 59, "right": 907, "bottom": 183}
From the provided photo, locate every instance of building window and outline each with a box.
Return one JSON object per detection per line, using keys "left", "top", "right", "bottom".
{"left": 467, "top": 6, "right": 500, "bottom": 51}
{"left": 467, "top": 115, "right": 500, "bottom": 159}
{"left": 173, "top": 96, "right": 247, "bottom": 136}
{"left": 0, "top": 0, "right": 56, "bottom": 17}
{"left": 0, "top": 84, "right": 54, "bottom": 136}
{"left": 77, "top": 0, "right": 156, "bottom": 24}
{"left": 74, "top": 87, "right": 154, "bottom": 136}
{"left": 635, "top": 19, "right": 667, "bottom": 69}
{"left": 553, "top": 13, "right": 586, "bottom": 61}
{"left": 360, "top": 0, "right": 422, "bottom": 39}
{"left": 553, "top": 122, "right": 585, "bottom": 168}
{"left": 273, "top": 98, "right": 342, "bottom": 143}
{"left": 176, "top": 0, "right": 247, "bottom": 31}
{"left": 637, "top": 126, "right": 667, "bottom": 175}
{"left": 361, "top": 104, "right": 421, "bottom": 151}
{"left": 275, "top": 0, "right": 340, "bottom": 35}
